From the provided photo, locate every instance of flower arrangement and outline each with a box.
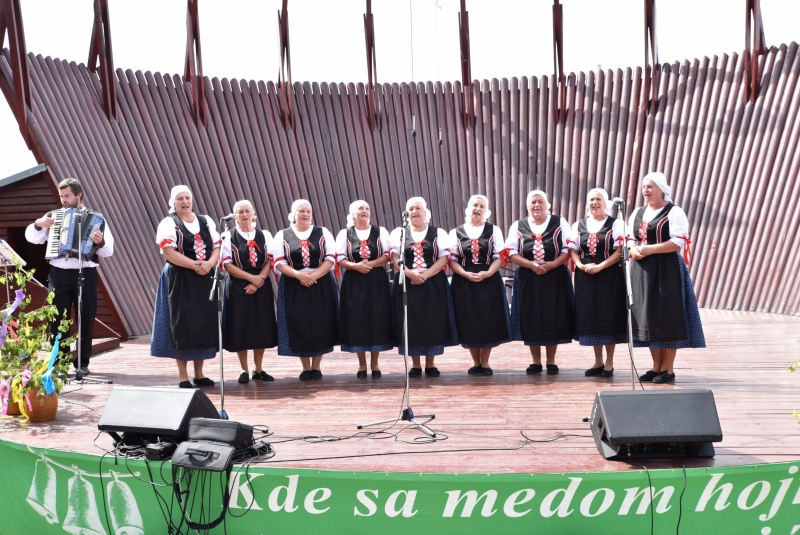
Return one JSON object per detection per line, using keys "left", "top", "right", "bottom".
{"left": 1, "top": 262, "right": 75, "bottom": 421}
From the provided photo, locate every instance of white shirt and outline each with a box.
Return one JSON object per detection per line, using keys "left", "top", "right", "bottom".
{"left": 220, "top": 227, "right": 274, "bottom": 268}
{"left": 334, "top": 225, "right": 392, "bottom": 261}
{"left": 569, "top": 217, "right": 625, "bottom": 251}
{"left": 447, "top": 223, "right": 505, "bottom": 260}
{"left": 388, "top": 225, "right": 451, "bottom": 270}
{"left": 626, "top": 205, "right": 689, "bottom": 248}
{"left": 505, "top": 215, "right": 572, "bottom": 257}
{"left": 156, "top": 214, "right": 221, "bottom": 254}
{"left": 271, "top": 225, "right": 336, "bottom": 273}
{"left": 25, "top": 210, "right": 115, "bottom": 269}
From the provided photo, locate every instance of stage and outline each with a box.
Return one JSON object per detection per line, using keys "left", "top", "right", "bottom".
{"left": 1, "top": 308, "right": 799, "bottom": 534}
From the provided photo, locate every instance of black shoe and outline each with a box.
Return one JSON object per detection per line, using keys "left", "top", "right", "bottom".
{"left": 482, "top": 367, "right": 493, "bottom": 376}
{"left": 468, "top": 365, "right": 483, "bottom": 375}
{"left": 372, "top": 370, "right": 382, "bottom": 378}
{"left": 238, "top": 372, "right": 250, "bottom": 384}
{"left": 600, "top": 367, "right": 614, "bottom": 377}
{"left": 178, "top": 380, "right": 193, "bottom": 389}
{"left": 193, "top": 377, "right": 215, "bottom": 387}
{"left": 639, "top": 370, "right": 661, "bottom": 382}
{"left": 299, "top": 370, "right": 312, "bottom": 381}
{"left": 310, "top": 369, "right": 322, "bottom": 380}
{"left": 546, "top": 363, "right": 559, "bottom": 375}
{"left": 526, "top": 364, "right": 543, "bottom": 374}
{"left": 252, "top": 371, "right": 274, "bottom": 381}
{"left": 425, "top": 367, "right": 440, "bottom": 377}
{"left": 408, "top": 367, "right": 422, "bottom": 377}
{"left": 585, "top": 365, "right": 604, "bottom": 376}
{"left": 653, "top": 371, "right": 675, "bottom": 384}
{"left": 357, "top": 369, "right": 368, "bottom": 379}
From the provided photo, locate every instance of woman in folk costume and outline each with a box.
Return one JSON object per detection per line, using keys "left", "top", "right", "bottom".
{"left": 335, "top": 200, "right": 394, "bottom": 378}
{"left": 221, "top": 199, "right": 278, "bottom": 384}
{"left": 569, "top": 188, "right": 627, "bottom": 377}
{"left": 448, "top": 194, "right": 510, "bottom": 376}
{"left": 628, "top": 172, "right": 705, "bottom": 383}
{"left": 150, "top": 185, "right": 220, "bottom": 389}
{"left": 507, "top": 190, "right": 575, "bottom": 375}
{"left": 271, "top": 199, "right": 338, "bottom": 380}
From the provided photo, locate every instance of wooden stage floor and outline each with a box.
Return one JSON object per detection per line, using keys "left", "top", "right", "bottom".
{"left": 2, "top": 309, "right": 799, "bottom": 474}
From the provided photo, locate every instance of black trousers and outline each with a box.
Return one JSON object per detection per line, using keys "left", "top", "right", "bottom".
{"left": 48, "top": 266, "right": 98, "bottom": 367}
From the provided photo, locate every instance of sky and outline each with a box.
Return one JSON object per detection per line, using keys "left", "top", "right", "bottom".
{"left": 1, "top": 0, "right": 798, "bottom": 179}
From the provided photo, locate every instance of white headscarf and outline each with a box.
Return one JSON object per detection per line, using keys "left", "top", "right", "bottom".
{"left": 287, "top": 199, "right": 312, "bottom": 224}
{"left": 346, "top": 200, "right": 369, "bottom": 227}
{"left": 464, "top": 194, "right": 492, "bottom": 223}
{"left": 406, "top": 197, "right": 432, "bottom": 224}
{"left": 232, "top": 199, "right": 256, "bottom": 225}
{"left": 168, "top": 185, "right": 191, "bottom": 214}
{"left": 586, "top": 188, "right": 612, "bottom": 216}
{"left": 642, "top": 171, "right": 673, "bottom": 203}
{"left": 526, "top": 190, "right": 551, "bottom": 215}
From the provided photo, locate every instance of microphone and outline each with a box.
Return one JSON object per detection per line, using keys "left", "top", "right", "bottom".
{"left": 220, "top": 213, "right": 235, "bottom": 221}
{"left": 402, "top": 210, "right": 410, "bottom": 220}
{"left": 612, "top": 197, "right": 624, "bottom": 205}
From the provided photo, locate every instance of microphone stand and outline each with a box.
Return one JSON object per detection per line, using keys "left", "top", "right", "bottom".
{"left": 615, "top": 200, "right": 638, "bottom": 391}
{"left": 358, "top": 212, "right": 436, "bottom": 437}
{"left": 73, "top": 210, "right": 111, "bottom": 384}
{"left": 209, "top": 217, "right": 230, "bottom": 420}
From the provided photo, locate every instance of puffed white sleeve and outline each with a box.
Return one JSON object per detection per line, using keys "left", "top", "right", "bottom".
{"left": 505, "top": 221, "right": 520, "bottom": 257}
{"left": 491, "top": 225, "right": 505, "bottom": 259}
{"left": 321, "top": 227, "right": 337, "bottom": 264}
{"left": 668, "top": 206, "right": 689, "bottom": 248}
{"left": 220, "top": 230, "right": 232, "bottom": 266}
{"left": 447, "top": 228, "right": 459, "bottom": 260}
{"left": 335, "top": 229, "right": 348, "bottom": 261}
{"left": 388, "top": 228, "right": 403, "bottom": 256}
{"left": 626, "top": 210, "right": 639, "bottom": 242}
{"left": 156, "top": 217, "right": 178, "bottom": 253}
{"left": 611, "top": 219, "right": 626, "bottom": 247}
{"left": 271, "top": 230, "right": 287, "bottom": 272}
{"left": 558, "top": 217, "right": 572, "bottom": 253}
{"left": 435, "top": 228, "right": 451, "bottom": 259}
{"left": 379, "top": 226, "right": 392, "bottom": 257}
{"left": 262, "top": 230, "right": 275, "bottom": 261}
{"left": 569, "top": 222, "right": 581, "bottom": 251}
{"left": 207, "top": 218, "right": 221, "bottom": 249}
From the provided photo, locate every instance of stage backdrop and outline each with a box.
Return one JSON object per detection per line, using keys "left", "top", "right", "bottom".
{"left": 1, "top": 438, "right": 798, "bottom": 534}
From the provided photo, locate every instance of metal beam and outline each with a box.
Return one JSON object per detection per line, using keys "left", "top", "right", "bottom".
{"left": 552, "top": 0, "right": 566, "bottom": 123}
{"left": 88, "top": 0, "right": 116, "bottom": 120}
{"left": 458, "top": 0, "right": 475, "bottom": 128}
{"left": 364, "top": 0, "right": 380, "bottom": 130}
{"left": 644, "top": 0, "right": 659, "bottom": 113}
{"left": 184, "top": 0, "right": 206, "bottom": 127}
{"left": 0, "top": 0, "right": 31, "bottom": 145}
{"left": 277, "top": 0, "right": 294, "bottom": 130}
{"left": 744, "top": 0, "right": 766, "bottom": 103}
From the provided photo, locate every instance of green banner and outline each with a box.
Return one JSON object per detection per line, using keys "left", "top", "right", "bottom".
{"left": 1, "top": 437, "right": 798, "bottom": 534}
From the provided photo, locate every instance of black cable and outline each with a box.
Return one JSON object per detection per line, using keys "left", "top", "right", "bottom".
{"left": 626, "top": 454, "right": 654, "bottom": 535}
{"left": 676, "top": 459, "right": 687, "bottom": 534}
{"left": 98, "top": 451, "right": 114, "bottom": 535}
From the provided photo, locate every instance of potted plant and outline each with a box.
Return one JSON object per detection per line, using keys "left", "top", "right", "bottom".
{"left": 1, "top": 262, "right": 75, "bottom": 422}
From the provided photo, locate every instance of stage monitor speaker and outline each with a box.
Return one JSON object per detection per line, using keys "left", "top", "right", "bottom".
{"left": 590, "top": 389, "right": 722, "bottom": 460}
{"left": 98, "top": 386, "right": 219, "bottom": 441}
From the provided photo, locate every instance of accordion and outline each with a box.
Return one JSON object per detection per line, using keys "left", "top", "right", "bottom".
{"left": 45, "top": 208, "right": 106, "bottom": 261}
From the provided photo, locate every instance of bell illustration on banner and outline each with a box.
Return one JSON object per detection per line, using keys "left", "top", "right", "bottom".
{"left": 63, "top": 467, "right": 107, "bottom": 535}
{"left": 107, "top": 471, "right": 144, "bottom": 535}
{"left": 26, "top": 458, "right": 59, "bottom": 524}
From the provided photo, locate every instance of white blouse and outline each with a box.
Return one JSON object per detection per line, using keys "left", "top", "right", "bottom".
{"left": 505, "top": 215, "right": 573, "bottom": 257}
{"left": 270, "top": 225, "right": 336, "bottom": 273}
{"left": 447, "top": 223, "right": 505, "bottom": 260}
{"left": 334, "top": 226, "right": 392, "bottom": 261}
{"left": 626, "top": 205, "right": 689, "bottom": 248}
{"left": 156, "top": 214, "right": 221, "bottom": 254}
{"left": 220, "top": 227, "right": 274, "bottom": 268}
{"left": 568, "top": 218, "right": 625, "bottom": 250}
{"left": 388, "top": 225, "right": 451, "bottom": 270}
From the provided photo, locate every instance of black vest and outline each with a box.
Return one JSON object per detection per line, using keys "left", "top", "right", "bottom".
{"left": 516, "top": 216, "right": 563, "bottom": 262}
{"left": 345, "top": 225, "right": 383, "bottom": 262}
{"left": 169, "top": 214, "right": 213, "bottom": 263}
{"left": 228, "top": 228, "right": 268, "bottom": 273}
{"left": 402, "top": 225, "right": 440, "bottom": 268}
{"left": 281, "top": 227, "right": 327, "bottom": 269}
{"left": 632, "top": 204, "right": 674, "bottom": 246}
{"left": 453, "top": 224, "right": 495, "bottom": 266}
{"left": 576, "top": 216, "right": 616, "bottom": 261}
